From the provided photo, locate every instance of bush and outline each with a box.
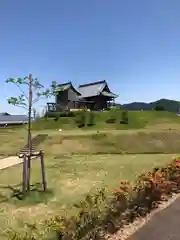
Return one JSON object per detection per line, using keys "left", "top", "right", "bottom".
{"left": 45, "top": 111, "right": 75, "bottom": 118}
{"left": 102, "top": 159, "right": 180, "bottom": 234}
{"left": 54, "top": 112, "right": 60, "bottom": 121}
{"left": 59, "top": 111, "right": 75, "bottom": 117}
{"left": 154, "top": 105, "right": 165, "bottom": 111}
{"left": 87, "top": 111, "right": 95, "bottom": 126}
{"left": 75, "top": 110, "right": 86, "bottom": 128}
{"left": 105, "top": 118, "right": 116, "bottom": 124}
{"left": 47, "top": 189, "right": 106, "bottom": 240}
{"left": 120, "top": 111, "right": 128, "bottom": 124}
{"left": 105, "top": 108, "right": 118, "bottom": 124}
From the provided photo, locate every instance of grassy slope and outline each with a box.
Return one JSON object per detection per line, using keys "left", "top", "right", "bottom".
{"left": 0, "top": 110, "right": 180, "bottom": 156}
{"left": 31, "top": 110, "right": 180, "bottom": 130}
{"left": 1, "top": 129, "right": 180, "bottom": 157}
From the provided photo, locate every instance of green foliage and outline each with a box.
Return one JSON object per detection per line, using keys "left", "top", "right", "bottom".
{"left": 47, "top": 188, "right": 106, "bottom": 239}
{"left": 105, "top": 108, "right": 118, "bottom": 124}
{"left": 46, "top": 111, "right": 75, "bottom": 118}
{"left": 154, "top": 105, "right": 165, "bottom": 111}
{"left": 51, "top": 111, "right": 75, "bottom": 121}
{"left": 120, "top": 111, "right": 128, "bottom": 124}
{"left": 6, "top": 76, "right": 57, "bottom": 110}
{"left": 75, "top": 110, "right": 86, "bottom": 128}
{"left": 102, "top": 159, "right": 180, "bottom": 234}
{"left": 86, "top": 111, "right": 95, "bottom": 126}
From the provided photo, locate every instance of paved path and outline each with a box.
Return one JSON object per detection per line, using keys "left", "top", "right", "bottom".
{"left": 0, "top": 156, "right": 22, "bottom": 170}
{"left": 127, "top": 196, "right": 180, "bottom": 240}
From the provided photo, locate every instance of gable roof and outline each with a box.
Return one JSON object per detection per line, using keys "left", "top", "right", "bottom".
{"left": 78, "top": 80, "right": 118, "bottom": 98}
{"left": 101, "top": 91, "right": 118, "bottom": 98}
{"left": 55, "top": 82, "right": 81, "bottom": 95}
{"left": 0, "top": 115, "right": 28, "bottom": 124}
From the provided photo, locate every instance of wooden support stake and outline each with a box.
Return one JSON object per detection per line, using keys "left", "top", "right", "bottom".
{"left": 22, "top": 154, "right": 27, "bottom": 194}
{"left": 27, "top": 155, "right": 31, "bottom": 191}
{"left": 40, "top": 151, "right": 47, "bottom": 191}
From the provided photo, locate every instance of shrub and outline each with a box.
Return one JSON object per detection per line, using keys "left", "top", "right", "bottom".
{"left": 75, "top": 110, "right": 86, "bottom": 128}
{"left": 120, "top": 111, "right": 128, "bottom": 124}
{"left": 46, "top": 189, "right": 106, "bottom": 240}
{"left": 154, "top": 105, "right": 165, "bottom": 111}
{"left": 45, "top": 111, "right": 75, "bottom": 119}
{"left": 54, "top": 112, "right": 60, "bottom": 121}
{"left": 59, "top": 111, "right": 75, "bottom": 117}
{"left": 87, "top": 111, "right": 95, "bottom": 126}
{"left": 105, "top": 108, "right": 118, "bottom": 124}
{"left": 105, "top": 118, "right": 116, "bottom": 124}
{"left": 103, "top": 159, "right": 180, "bottom": 234}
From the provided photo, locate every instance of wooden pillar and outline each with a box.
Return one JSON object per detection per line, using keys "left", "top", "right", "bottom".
{"left": 22, "top": 154, "right": 27, "bottom": 194}
{"left": 40, "top": 151, "right": 47, "bottom": 191}
{"left": 27, "top": 155, "right": 31, "bottom": 191}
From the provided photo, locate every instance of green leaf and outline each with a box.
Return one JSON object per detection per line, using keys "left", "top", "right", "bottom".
{"left": 32, "top": 78, "right": 44, "bottom": 89}
{"left": 7, "top": 96, "right": 27, "bottom": 106}
{"left": 6, "top": 74, "right": 57, "bottom": 107}
{"left": 6, "top": 78, "right": 15, "bottom": 83}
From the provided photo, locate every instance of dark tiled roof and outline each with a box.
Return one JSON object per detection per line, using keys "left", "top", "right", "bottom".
{"left": 55, "top": 82, "right": 81, "bottom": 95}
{"left": 55, "top": 82, "right": 72, "bottom": 91}
{"left": 78, "top": 80, "right": 118, "bottom": 98}
{"left": 78, "top": 80, "right": 107, "bottom": 98}
{"left": 78, "top": 80, "right": 106, "bottom": 88}
{"left": 101, "top": 91, "right": 118, "bottom": 98}
{"left": 0, "top": 115, "right": 28, "bottom": 124}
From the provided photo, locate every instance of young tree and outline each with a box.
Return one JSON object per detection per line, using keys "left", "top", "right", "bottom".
{"left": 6, "top": 74, "right": 57, "bottom": 193}
{"left": 6, "top": 74, "right": 57, "bottom": 150}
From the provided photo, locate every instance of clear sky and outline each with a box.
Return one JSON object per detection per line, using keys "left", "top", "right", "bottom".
{"left": 0, "top": 0, "right": 180, "bottom": 114}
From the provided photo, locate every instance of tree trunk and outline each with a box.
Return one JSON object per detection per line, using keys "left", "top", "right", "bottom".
{"left": 28, "top": 74, "right": 32, "bottom": 152}
{"left": 27, "top": 74, "right": 33, "bottom": 191}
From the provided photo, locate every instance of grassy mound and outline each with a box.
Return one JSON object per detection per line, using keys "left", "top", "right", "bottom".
{"left": 31, "top": 110, "right": 180, "bottom": 130}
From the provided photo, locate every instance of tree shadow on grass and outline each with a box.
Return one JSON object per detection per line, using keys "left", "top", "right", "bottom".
{"left": 0, "top": 182, "right": 54, "bottom": 206}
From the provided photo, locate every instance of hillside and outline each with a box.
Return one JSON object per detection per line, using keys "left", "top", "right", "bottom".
{"left": 31, "top": 110, "right": 180, "bottom": 130}
{"left": 119, "top": 99, "right": 180, "bottom": 113}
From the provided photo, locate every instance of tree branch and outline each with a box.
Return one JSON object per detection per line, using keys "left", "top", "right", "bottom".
{"left": 14, "top": 83, "right": 28, "bottom": 101}
{"left": 12, "top": 104, "right": 28, "bottom": 111}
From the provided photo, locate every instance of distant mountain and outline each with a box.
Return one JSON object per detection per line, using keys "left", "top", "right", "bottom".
{"left": 116, "top": 99, "right": 180, "bottom": 113}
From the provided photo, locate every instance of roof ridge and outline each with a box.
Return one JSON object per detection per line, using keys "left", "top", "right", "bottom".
{"left": 79, "top": 80, "right": 106, "bottom": 88}
{"left": 57, "top": 81, "right": 72, "bottom": 87}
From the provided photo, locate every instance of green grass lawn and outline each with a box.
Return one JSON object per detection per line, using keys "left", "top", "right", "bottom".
{"left": 0, "top": 153, "right": 177, "bottom": 238}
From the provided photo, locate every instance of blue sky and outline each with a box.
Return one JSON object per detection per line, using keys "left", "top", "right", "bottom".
{"left": 0, "top": 0, "right": 180, "bottom": 114}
